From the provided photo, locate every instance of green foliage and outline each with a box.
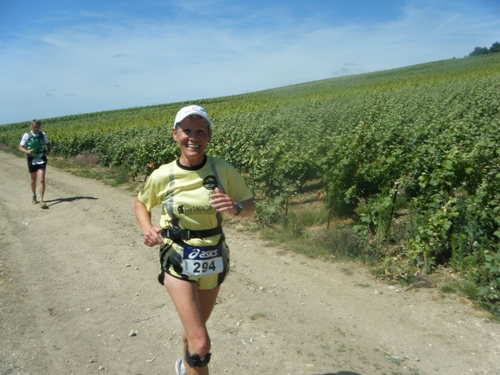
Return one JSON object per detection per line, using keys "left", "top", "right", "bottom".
{"left": 1, "top": 53, "right": 500, "bottom": 310}
{"left": 468, "top": 41, "right": 500, "bottom": 56}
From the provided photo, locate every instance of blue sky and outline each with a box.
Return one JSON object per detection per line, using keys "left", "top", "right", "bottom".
{"left": 0, "top": 0, "right": 499, "bottom": 125}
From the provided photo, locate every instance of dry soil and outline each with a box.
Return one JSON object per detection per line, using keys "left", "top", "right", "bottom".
{"left": 0, "top": 151, "right": 499, "bottom": 375}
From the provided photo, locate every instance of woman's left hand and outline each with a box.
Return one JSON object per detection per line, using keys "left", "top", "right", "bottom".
{"left": 210, "top": 187, "right": 237, "bottom": 215}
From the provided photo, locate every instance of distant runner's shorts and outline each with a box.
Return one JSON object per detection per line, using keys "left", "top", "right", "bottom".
{"left": 158, "top": 239, "right": 230, "bottom": 290}
{"left": 27, "top": 156, "right": 47, "bottom": 173}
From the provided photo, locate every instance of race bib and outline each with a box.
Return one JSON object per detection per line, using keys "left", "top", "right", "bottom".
{"left": 32, "top": 158, "right": 45, "bottom": 166}
{"left": 182, "top": 245, "right": 224, "bottom": 277}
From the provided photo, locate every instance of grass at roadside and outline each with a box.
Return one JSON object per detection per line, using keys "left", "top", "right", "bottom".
{"left": 1, "top": 144, "right": 139, "bottom": 190}
{"left": 2, "top": 145, "right": 498, "bottom": 322}
{"left": 257, "top": 199, "right": 500, "bottom": 322}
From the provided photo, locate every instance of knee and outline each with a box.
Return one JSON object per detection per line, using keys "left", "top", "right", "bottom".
{"left": 187, "top": 335, "right": 211, "bottom": 358}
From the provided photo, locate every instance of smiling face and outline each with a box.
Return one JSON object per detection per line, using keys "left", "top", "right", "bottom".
{"left": 172, "top": 115, "right": 212, "bottom": 167}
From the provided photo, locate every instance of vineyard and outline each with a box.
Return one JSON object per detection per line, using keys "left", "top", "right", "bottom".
{"left": 1, "top": 53, "right": 499, "bottom": 316}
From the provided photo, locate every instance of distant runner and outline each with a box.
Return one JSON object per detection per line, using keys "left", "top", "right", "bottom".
{"left": 19, "top": 119, "right": 51, "bottom": 208}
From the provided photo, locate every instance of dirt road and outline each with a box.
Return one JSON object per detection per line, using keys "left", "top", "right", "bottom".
{"left": 0, "top": 151, "right": 499, "bottom": 375}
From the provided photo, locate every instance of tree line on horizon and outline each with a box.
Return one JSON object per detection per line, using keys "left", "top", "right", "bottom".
{"left": 468, "top": 41, "right": 500, "bottom": 57}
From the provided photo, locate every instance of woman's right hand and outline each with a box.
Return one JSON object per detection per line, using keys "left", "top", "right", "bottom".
{"left": 143, "top": 226, "right": 164, "bottom": 247}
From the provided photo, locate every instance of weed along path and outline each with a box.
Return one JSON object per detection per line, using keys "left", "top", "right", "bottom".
{"left": 0, "top": 150, "right": 499, "bottom": 375}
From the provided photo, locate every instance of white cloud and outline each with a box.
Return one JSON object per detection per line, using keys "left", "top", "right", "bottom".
{"left": 1, "top": 0, "right": 499, "bottom": 124}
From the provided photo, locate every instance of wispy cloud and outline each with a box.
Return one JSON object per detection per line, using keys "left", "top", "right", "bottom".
{"left": 437, "top": 13, "right": 461, "bottom": 30}
{"left": 1, "top": 0, "right": 498, "bottom": 124}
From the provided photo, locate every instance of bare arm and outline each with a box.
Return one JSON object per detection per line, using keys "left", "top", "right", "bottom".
{"left": 232, "top": 198, "right": 255, "bottom": 217}
{"left": 18, "top": 145, "right": 33, "bottom": 156}
{"left": 134, "top": 197, "right": 163, "bottom": 247}
{"left": 45, "top": 141, "right": 51, "bottom": 155}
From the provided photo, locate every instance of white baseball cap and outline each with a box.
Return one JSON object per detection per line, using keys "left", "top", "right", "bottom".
{"left": 173, "top": 105, "right": 212, "bottom": 129}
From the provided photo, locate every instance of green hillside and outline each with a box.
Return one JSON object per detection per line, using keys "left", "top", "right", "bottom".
{"left": 2, "top": 53, "right": 500, "bottom": 316}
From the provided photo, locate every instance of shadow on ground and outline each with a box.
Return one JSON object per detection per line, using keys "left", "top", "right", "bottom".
{"left": 44, "top": 196, "right": 99, "bottom": 207}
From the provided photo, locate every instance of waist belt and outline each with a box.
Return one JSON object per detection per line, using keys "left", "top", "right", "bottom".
{"left": 161, "top": 225, "right": 222, "bottom": 241}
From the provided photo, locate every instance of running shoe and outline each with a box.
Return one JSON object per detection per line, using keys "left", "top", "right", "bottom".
{"left": 32, "top": 196, "right": 38, "bottom": 204}
{"left": 40, "top": 201, "right": 47, "bottom": 208}
{"left": 175, "top": 356, "right": 186, "bottom": 375}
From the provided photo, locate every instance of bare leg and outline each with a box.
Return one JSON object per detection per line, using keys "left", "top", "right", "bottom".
{"left": 38, "top": 168, "right": 46, "bottom": 201}
{"left": 30, "top": 171, "right": 37, "bottom": 196}
{"left": 163, "top": 273, "right": 220, "bottom": 375}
